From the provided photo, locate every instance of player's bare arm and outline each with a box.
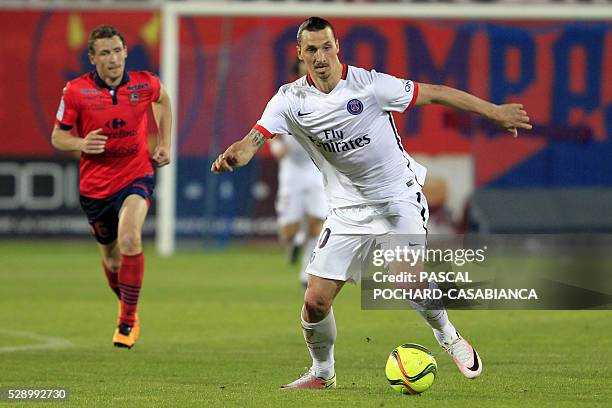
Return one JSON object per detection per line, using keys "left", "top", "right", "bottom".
{"left": 51, "top": 126, "right": 107, "bottom": 154}
{"left": 151, "top": 84, "right": 173, "bottom": 167}
{"left": 415, "top": 83, "right": 532, "bottom": 137}
{"left": 211, "top": 128, "right": 268, "bottom": 173}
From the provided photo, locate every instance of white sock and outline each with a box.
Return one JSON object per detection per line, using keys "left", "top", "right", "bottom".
{"left": 293, "top": 229, "right": 306, "bottom": 246}
{"left": 417, "top": 308, "right": 458, "bottom": 346}
{"left": 410, "top": 282, "right": 458, "bottom": 346}
{"left": 301, "top": 306, "right": 336, "bottom": 379}
{"left": 300, "top": 237, "right": 317, "bottom": 285}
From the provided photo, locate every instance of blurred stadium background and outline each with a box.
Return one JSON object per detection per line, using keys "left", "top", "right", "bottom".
{"left": 1, "top": 0, "right": 610, "bottom": 249}
{"left": 0, "top": 0, "right": 611, "bottom": 406}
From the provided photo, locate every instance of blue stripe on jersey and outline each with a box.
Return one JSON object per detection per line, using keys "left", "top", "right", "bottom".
{"left": 387, "top": 112, "right": 405, "bottom": 153}
{"left": 387, "top": 112, "right": 425, "bottom": 188}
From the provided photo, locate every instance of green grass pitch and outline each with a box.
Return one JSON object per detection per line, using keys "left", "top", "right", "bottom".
{"left": 1, "top": 241, "right": 610, "bottom": 407}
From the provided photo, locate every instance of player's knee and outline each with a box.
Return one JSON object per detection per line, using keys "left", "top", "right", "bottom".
{"left": 307, "top": 218, "right": 323, "bottom": 237}
{"left": 279, "top": 224, "right": 299, "bottom": 244}
{"left": 118, "top": 231, "right": 142, "bottom": 254}
{"left": 279, "top": 231, "right": 295, "bottom": 245}
{"left": 308, "top": 223, "right": 322, "bottom": 237}
{"left": 303, "top": 293, "right": 332, "bottom": 321}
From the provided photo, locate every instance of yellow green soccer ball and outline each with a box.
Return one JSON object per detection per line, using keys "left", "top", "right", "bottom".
{"left": 385, "top": 343, "right": 437, "bottom": 395}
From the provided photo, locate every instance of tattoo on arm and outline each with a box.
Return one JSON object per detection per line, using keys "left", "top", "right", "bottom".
{"left": 248, "top": 129, "right": 266, "bottom": 147}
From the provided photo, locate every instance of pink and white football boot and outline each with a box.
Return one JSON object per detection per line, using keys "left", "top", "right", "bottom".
{"left": 281, "top": 369, "right": 337, "bottom": 389}
{"left": 442, "top": 334, "right": 483, "bottom": 379}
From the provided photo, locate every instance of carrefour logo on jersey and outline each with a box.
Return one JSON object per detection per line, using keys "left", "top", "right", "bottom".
{"left": 308, "top": 128, "right": 371, "bottom": 154}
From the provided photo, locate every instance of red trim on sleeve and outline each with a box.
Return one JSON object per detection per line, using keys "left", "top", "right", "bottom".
{"left": 405, "top": 81, "right": 419, "bottom": 112}
{"left": 254, "top": 124, "right": 274, "bottom": 139}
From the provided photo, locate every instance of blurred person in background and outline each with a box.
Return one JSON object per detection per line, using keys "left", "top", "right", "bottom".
{"left": 270, "top": 58, "right": 327, "bottom": 288}
{"left": 422, "top": 176, "right": 456, "bottom": 234}
{"left": 51, "top": 25, "right": 172, "bottom": 349}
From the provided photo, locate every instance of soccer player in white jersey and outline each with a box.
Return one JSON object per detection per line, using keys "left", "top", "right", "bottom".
{"left": 212, "top": 17, "right": 531, "bottom": 388}
{"left": 270, "top": 132, "right": 327, "bottom": 287}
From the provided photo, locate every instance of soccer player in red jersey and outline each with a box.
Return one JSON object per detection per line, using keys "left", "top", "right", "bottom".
{"left": 51, "top": 25, "right": 172, "bottom": 349}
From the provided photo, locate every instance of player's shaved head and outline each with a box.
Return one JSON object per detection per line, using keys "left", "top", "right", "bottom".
{"left": 88, "top": 25, "right": 126, "bottom": 55}
{"left": 297, "top": 17, "right": 336, "bottom": 45}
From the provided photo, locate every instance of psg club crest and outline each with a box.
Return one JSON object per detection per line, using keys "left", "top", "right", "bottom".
{"left": 129, "top": 92, "right": 140, "bottom": 104}
{"left": 346, "top": 99, "right": 363, "bottom": 115}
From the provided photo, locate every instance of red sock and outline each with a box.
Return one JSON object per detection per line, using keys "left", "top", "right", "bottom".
{"left": 118, "top": 253, "right": 144, "bottom": 326}
{"left": 102, "top": 261, "right": 121, "bottom": 300}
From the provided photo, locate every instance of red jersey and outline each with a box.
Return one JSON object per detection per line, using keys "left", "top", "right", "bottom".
{"left": 54, "top": 70, "right": 160, "bottom": 198}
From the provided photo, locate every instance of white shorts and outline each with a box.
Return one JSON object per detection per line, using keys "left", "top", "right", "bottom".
{"left": 276, "top": 187, "right": 328, "bottom": 226}
{"left": 305, "top": 189, "right": 429, "bottom": 283}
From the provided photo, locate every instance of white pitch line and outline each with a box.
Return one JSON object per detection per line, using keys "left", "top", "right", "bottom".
{"left": 0, "top": 329, "right": 72, "bottom": 353}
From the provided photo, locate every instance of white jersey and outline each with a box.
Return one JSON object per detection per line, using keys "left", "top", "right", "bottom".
{"left": 256, "top": 65, "right": 427, "bottom": 208}
{"left": 273, "top": 134, "right": 324, "bottom": 196}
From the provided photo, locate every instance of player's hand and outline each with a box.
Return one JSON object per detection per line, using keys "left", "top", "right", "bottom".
{"left": 81, "top": 128, "right": 107, "bottom": 154}
{"left": 493, "top": 104, "right": 532, "bottom": 138}
{"left": 211, "top": 151, "right": 238, "bottom": 173}
{"left": 152, "top": 145, "right": 170, "bottom": 167}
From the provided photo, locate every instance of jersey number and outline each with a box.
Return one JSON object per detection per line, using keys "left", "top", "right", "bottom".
{"left": 318, "top": 228, "right": 331, "bottom": 249}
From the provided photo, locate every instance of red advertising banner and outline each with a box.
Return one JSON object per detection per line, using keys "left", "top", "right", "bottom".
{"left": 176, "top": 16, "right": 611, "bottom": 186}
{"left": 1, "top": 11, "right": 610, "bottom": 187}
{"left": 0, "top": 10, "right": 160, "bottom": 157}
